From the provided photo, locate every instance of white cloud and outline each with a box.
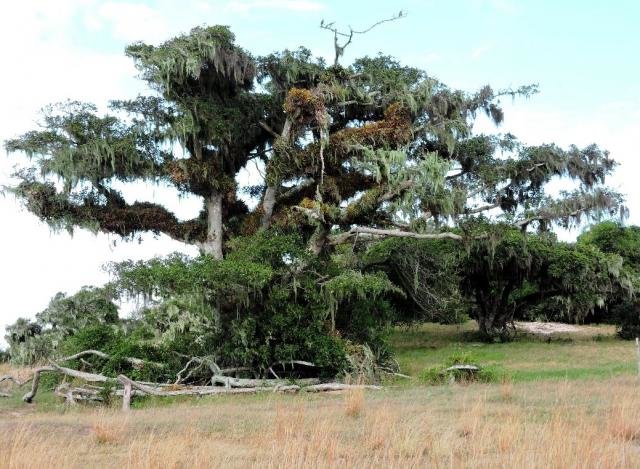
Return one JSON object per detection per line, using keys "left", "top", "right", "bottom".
{"left": 95, "top": 2, "right": 170, "bottom": 43}
{"left": 471, "top": 44, "right": 492, "bottom": 60}
{"left": 225, "top": 0, "right": 325, "bottom": 13}
{"left": 470, "top": 0, "right": 519, "bottom": 15}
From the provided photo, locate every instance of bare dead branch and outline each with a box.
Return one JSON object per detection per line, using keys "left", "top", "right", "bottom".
{"left": 22, "top": 366, "right": 56, "bottom": 403}
{"left": 330, "top": 226, "right": 467, "bottom": 245}
{"left": 59, "top": 350, "right": 109, "bottom": 361}
{"left": 0, "top": 374, "right": 29, "bottom": 387}
{"left": 269, "top": 360, "right": 316, "bottom": 369}
{"left": 22, "top": 363, "right": 114, "bottom": 403}
{"left": 211, "top": 375, "right": 320, "bottom": 388}
{"left": 465, "top": 203, "right": 500, "bottom": 215}
{"left": 320, "top": 11, "right": 407, "bottom": 65}
{"left": 57, "top": 349, "right": 161, "bottom": 369}
{"left": 303, "top": 383, "right": 382, "bottom": 392}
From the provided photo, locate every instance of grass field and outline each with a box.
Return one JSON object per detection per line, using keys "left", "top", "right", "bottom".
{"left": 1, "top": 322, "right": 640, "bottom": 468}
{"left": 392, "top": 321, "right": 636, "bottom": 381}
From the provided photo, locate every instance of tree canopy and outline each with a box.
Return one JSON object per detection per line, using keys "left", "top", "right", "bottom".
{"left": 3, "top": 21, "right": 628, "bottom": 357}
{"left": 5, "top": 24, "right": 623, "bottom": 263}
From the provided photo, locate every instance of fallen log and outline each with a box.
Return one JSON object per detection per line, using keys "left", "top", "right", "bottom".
{"left": 272, "top": 384, "right": 300, "bottom": 393}
{"left": 0, "top": 374, "right": 29, "bottom": 387}
{"left": 117, "top": 375, "right": 271, "bottom": 398}
{"left": 50, "top": 363, "right": 114, "bottom": 382}
{"left": 303, "top": 383, "right": 382, "bottom": 393}
{"left": 22, "top": 366, "right": 56, "bottom": 403}
{"left": 15, "top": 361, "right": 384, "bottom": 407}
{"left": 23, "top": 364, "right": 114, "bottom": 403}
{"left": 57, "top": 350, "right": 162, "bottom": 369}
{"left": 211, "top": 375, "right": 320, "bottom": 388}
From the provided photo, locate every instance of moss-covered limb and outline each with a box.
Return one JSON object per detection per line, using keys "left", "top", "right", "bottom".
{"left": 340, "top": 179, "right": 414, "bottom": 226}
{"left": 163, "top": 157, "right": 237, "bottom": 197}
{"left": 126, "top": 26, "right": 255, "bottom": 98}
{"left": 268, "top": 102, "right": 413, "bottom": 183}
{"left": 10, "top": 180, "right": 207, "bottom": 243}
{"left": 331, "top": 188, "right": 623, "bottom": 246}
{"left": 4, "top": 101, "right": 170, "bottom": 189}
{"left": 514, "top": 188, "right": 625, "bottom": 230}
{"left": 452, "top": 141, "right": 618, "bottom": 215}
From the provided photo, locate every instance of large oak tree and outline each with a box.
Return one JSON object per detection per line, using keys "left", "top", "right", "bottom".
{"left": 5, "top": 24, "right": 624, "bottom": 337}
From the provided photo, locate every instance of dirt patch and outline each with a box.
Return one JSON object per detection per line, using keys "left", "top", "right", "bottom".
{"left": 516, "top": 321, "right": 581, "bottom": 336}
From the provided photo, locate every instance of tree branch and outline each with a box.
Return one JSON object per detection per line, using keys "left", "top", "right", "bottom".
{"left": 330, "top": 226, "right": 468, "bottom": 245}
{"left": 258, "top": 121, "right": 280, "bottom": 139}
{"left": 465, "top": 202, "right": 500, "bottom": 215}
{"left": 320, "top": 11, "right": 407, "bottom": 65}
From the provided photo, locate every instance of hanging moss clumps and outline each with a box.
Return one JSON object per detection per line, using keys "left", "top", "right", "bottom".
{"left": 126, "top": 26, "right": 256, "bottom": 96}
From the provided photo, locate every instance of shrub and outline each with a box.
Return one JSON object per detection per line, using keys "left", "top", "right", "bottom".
{"left": 109, "top": 230, "right": 400, "bottom": 379}
{"left": 419, "top": 351, "right": 508, "bottom": 385}
{"left": 4, "top": 287, "right": 119, "bottom": 365}
{"left": 612, "top": 300, "right": 640, "bottom": 340}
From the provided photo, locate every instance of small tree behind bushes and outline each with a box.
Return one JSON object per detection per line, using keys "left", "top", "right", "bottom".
{"left": 5, "top": 287, "right": 119, "bottom": 365}
{"left": 578, "top": 222, "right": 640, "bottom": 338}
{"left": 364, "top": 224, "right": 635, "bottom": 341}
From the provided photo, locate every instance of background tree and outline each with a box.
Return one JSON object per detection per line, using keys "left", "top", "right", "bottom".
{"left": 363, "top": 236, "right": 469, "bottom": 325}
{"left": 5, "top": 286, "right": 118, "bottom": 364}
{"left": 460, "top": 227, "right": 630, "bottom": 339}
{"left": 578, "top": 222, "right": 640, "bottom": 338}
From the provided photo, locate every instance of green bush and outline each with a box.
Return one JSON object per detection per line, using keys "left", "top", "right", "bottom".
{"left": 5, "top": 230, "right": 405, "bottom": 381}
{"left": 419, "top": 351, "right": 508, "bottom": 385}
{"left": 109, "top": 230, "right": 400, "bottom": 379}
{"left": 612, "top": 300, "right": 640, "bottom": 339}
{"left": 4, "top": 287, "right": 119, "bottom": 365}
{"left": 60, "top": 325, "right": 179, "bottom": 382}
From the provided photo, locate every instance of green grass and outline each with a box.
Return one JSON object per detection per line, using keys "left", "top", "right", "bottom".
{"left": 390, "top": 321, "right": 636, "bottom": 383}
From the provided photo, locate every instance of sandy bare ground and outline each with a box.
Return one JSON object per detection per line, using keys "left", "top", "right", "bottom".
{"left": 515, "top": 321, "right": 582, "bottom": 335}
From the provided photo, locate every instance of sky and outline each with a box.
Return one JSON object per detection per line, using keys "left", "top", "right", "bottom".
{"left": 0, "top": 0, "right": 639, "bottom": 341}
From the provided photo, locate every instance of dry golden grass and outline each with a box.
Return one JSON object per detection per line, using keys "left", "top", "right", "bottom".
{"left": 0, "top": 363, "right": 36, "bottom": 384}
{"left": 90, "top": 410, "right": 129, "bottom": 445}
{"left": 343, "top": 386, "right": 365, "bottom": 418}
{"left": 2, "top": 377, "right": 640, "bottom": 468}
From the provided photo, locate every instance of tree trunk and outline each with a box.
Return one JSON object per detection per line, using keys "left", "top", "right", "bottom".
{"left": 261, "top": 118, "right": 293, "bottom": 230}
{"left": 308, "top": 224, "right": 329, "bottom": 256}
{"left": 477, "top": 314, "right": 496, "bottom": 341}
{"left": 477, "top": 306, "right": 513, "bottom": 342}
{"left": 261, "top": 186, "right": 277, "bottom": 230}
{"left": 202, "top": 191, "right": 224, "bottom": 260}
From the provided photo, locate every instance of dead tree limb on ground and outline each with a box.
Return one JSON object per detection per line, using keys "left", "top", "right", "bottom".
{"left": 303, "top": 383, "right": 382, "bottom": 392}
{"left": 58, "top": 349, "right": 162, "bottom": 369}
